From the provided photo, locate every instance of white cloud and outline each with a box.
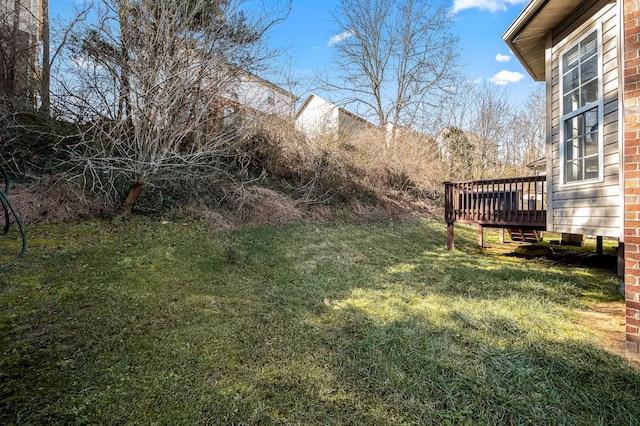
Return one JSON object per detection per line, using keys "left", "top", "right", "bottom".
{"left": 452, "top": 0, "right": 527, "bottom": 14}
{"left": 72, "top": 55, "right": 101, "bottom": 71}
{"left": 488, "top": 70, "right": 525, "bottom": 85}
{"left": 495, "top": 53, "right": 511, "bottom": 62}
{"left": 328, "top": 30, "right": 354, "bottom": 47}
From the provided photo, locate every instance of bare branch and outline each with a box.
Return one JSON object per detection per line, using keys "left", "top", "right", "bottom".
{"left": 51, "top": 0, "right": 292, "bottom": 212}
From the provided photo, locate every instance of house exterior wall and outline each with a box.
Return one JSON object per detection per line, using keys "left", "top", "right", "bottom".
{"left": 623, "top": 0, "right": 640, "bottom": 363}
{"left": 547, "top": 1, "right": 623, "bottom": 238}
{"left": 0, "top": 0, "right": 42, "bottom": 104}
{"left": 295, "top": 94, "right": 376, "bottom": 139}
{"left": 295, "top": 95, "right": 340, "bottom": 137}
{"left": 1, "top": 0, "right": 40, "bottom": 36}
{"left": 337, "top": 110, "right": 371, "bottom": 135}
{"left": 233, "top": 76, "right": 296, "bottom": 120}
{"left": 506, "top": 0, "right": 640, "bottom": 364}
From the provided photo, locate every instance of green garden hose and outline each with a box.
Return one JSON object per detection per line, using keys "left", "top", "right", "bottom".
{"left": 0, "top": 165, "right": 26, "bottom": 270}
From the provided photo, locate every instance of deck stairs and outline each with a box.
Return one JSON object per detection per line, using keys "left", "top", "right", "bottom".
{"left": 508, "top": 228, "right": 543, "bottom": 243}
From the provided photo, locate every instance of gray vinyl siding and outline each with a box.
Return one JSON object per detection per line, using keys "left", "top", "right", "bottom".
{"left": 547, "top": 2, "right": 621, "bottom": 237}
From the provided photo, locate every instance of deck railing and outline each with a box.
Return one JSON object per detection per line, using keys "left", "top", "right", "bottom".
{"left": 444, "top": 175, "right": 547, "bottom": 228}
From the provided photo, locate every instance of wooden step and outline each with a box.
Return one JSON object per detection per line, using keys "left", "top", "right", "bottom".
{"left": 508, "top": 228, "right": 543, "bottom": 243}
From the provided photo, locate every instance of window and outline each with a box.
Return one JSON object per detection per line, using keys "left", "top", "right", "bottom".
{"left": 267, "top": 90, "right": 275, "bottom": 106}
{"left": 223, "top": 106, "right": 235, "bottom": 126}
{"left": 560, "top": 30, "right": 602, "bottom": 184}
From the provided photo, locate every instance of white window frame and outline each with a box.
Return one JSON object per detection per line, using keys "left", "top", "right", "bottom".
{"left": 559, "top": 27, "right": 604, "bottom": 187}
{"left": 266, "top": 89, "right": 275, "bottom": 106}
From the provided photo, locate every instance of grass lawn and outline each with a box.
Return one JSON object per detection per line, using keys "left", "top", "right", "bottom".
{"left": 1, "top": 217, "right": 638, "bottom": 425}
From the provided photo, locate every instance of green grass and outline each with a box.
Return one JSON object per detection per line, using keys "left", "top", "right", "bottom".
{"left": 1, "top": 217, "right": 638, "bottom": 425}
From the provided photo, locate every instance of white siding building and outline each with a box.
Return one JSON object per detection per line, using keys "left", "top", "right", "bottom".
{"left": 221, "top": 70, "right": 297, "bottom": 121}
{"left": 295, "top": 94, "right": 374, "bottom": 138}
{"left": 0, "top": 0, "right": 42, "bottom": 104}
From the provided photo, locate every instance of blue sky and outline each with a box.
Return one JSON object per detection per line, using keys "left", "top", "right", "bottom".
{"left": 50, "top": 0, "right": 542, "bottom": 106}
{"left": 266, "top": 0, "right": 543, "bottom": 105}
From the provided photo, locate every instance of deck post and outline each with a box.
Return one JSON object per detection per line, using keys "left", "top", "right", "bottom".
{"left": 499, "top": 228, "right": 505, "bottom": 243}
{"left": 596, "top": 236, "right": 603, "bottom": 255}
{"left": 477, "top": 224, "right": 483, "bottom": 248}
{"left": 447, "top": 222, "right": 454, "bottom": 251}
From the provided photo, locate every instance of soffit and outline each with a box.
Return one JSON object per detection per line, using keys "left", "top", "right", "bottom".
{"left": 503, "top": 0, "right": 586, "bottom": 81}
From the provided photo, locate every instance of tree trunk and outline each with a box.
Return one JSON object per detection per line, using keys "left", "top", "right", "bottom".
{"left": 121, "top": 182, "right": 146, "bottom": 215}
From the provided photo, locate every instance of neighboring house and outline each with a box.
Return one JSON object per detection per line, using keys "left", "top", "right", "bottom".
{"left": 218, "top": 69, "right": 297, "bottom": 123}
{"left": 501, "top": 0, "right": 640, "bottom": 362}
{"left": 384, "top": 121, "right": 426, "bottom": 145}
{"left": 0, "top": 0, "right": 42, "bottom": 105}
{"left": 526, "top": 157, "right": 547, "bottom": 176}
{"left": 295, "top": 93, "right": 375, "bottom": 139}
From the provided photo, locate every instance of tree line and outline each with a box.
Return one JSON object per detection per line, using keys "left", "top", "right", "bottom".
{"left": 0, "top": 0, "right": 544, "bottom": 214}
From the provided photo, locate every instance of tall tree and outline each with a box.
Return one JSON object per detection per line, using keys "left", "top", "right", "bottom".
{"left": 499, "top": 86, "right": 546, "bottom": 176}
{"left": 467, "top": 83, "right": 510, "bottom": 179}
{"left": 326, "top": 0, "right": 460, "bottom": 136}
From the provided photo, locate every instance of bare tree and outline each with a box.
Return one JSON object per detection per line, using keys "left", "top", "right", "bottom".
{"left": 57, "top": 0, "right": 291, "bottom": 213}
{"left": 326, "top": 0, "right": 460, "bottom": 136}
{"left": 432, "top": 79, "right": 546, "bottom": 182}
{"left": 519, "top": 86, "right": 546, "bottom": 166}
{"left": 40, "top": 0, "right": 50, "bottom": 116}
{"left": 466, "top": 83, "right": 510, "bottom": 179}
{"left": 438, "top": 126, "right": 475, "bottom": 181}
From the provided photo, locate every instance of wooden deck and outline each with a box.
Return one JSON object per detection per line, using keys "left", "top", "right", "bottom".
{"left": 444, "top": 176, "right": 547, "bottom": 249}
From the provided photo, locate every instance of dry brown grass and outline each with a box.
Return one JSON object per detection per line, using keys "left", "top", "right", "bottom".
{"left": 576, "top": 302, "right": 627, "bottom": 359}
{"left": 4, "top": 117, "right": 446, "bottom": 226}
{"left": 9, "top": 178, "right": 113, "bottom": 224}
{"left": 215, "top": 119, "right": 447, "bottom": 226}
{"left": 246, "top": 120, "right": 446, "bottom": 205}
{"left": 236, "top": 186, "right": 305, "bottom": 225}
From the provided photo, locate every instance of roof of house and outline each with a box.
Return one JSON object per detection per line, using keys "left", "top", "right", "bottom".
{"left": 527, "top": 157, "right": 546, "bottom": 171}
{"left": 502, "top": 0, "right": 589, "bottom": 81}
{"left": 236, "top": 68, "right": 298, "bottom": 100}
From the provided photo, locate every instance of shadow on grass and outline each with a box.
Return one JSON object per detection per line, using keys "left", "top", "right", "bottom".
{"left": 312, "top": 303, "right": 640, "bottom": 424}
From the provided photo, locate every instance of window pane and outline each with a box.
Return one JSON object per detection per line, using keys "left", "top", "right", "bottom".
{"left": 585, "top": 109, "right": 598, "bottom": 129}
{"left": 564, "top": 91, "right": 578, "bottom": 113}
{"left": 563, "top": 68, "right": 580, "bottom": 92}
{"left": 581, "top": 56, "right": 597, "bottom": 82}
{"left": 585, "top": 134, "right": 598, "bottom": 156}
{"left": 581, "top": 32, "right": 598, "bottom": 58}
{"left": 565, "top": 117, "right": 579, "bottom": 141}
{"left": 576, "top": 159, "right": 584, "bottom": 181}
{"left": 585, "top": 156, "right": 599, "bottom": 179}
{"left": 563, "top": 45, "right": 580, "bottom": 69}
{"left": 581, "top": 79, "right": 598, "bottom": 106}
{"left": 566, "top": 159, "right": 582, "bottom": 182}
{"left": 565, "top": 137, "right": 578, "bottom": 161}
